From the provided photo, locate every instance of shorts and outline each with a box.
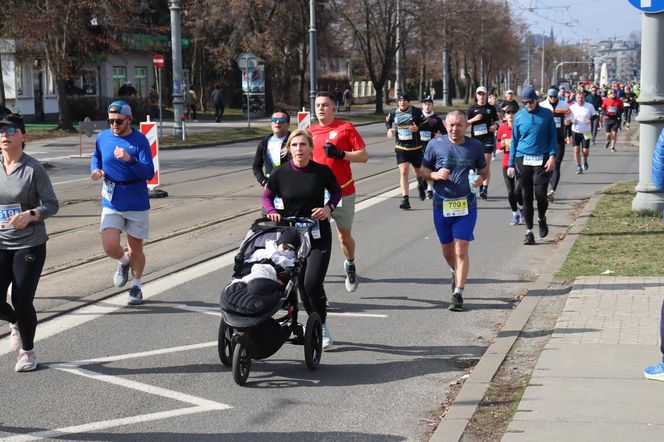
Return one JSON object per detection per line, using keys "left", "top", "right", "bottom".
{"left": 605, "top": 118, "right": 620, "bottom": 132}
{"left": 433, "top": 203, "right": 477, "bottom": 244}
{"left": 572, "top": 132, "right": 590, "bottom": 149}
{"left": 482, "top": 143, "right": 495, "bottom": 155}
{"left": 331, "top": 194, "right": 356, "bottom": 230}
{"left": 395, "top": 148, "right": 423, "bottom": 167}
{"left": 100, "top": 207, "right": 150, "bottom": 240}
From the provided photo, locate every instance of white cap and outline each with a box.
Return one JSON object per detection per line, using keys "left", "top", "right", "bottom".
{"left": 506, "top": 89, "right": 514, "bottom": 94}
{"left": 476, "top": 86, "right": 488, "bottom": 94}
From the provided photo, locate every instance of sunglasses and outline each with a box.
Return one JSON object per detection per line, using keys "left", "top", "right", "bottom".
{"left": 0, "top": 127, "right": 18, "bottom": 136}
{"left": 476, "top": 92, "right": 486, "bottom": 95}
{"left": 522, "top": 99, "right": 535, "bottom": 105}
{"left": 271, "top": 117, "right": 289, "bottom": 124}
{"left": 108, "top": 118, "right": 128, "bottom": 125}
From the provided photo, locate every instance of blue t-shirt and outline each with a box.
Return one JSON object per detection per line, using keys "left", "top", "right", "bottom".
{"left": 422, "top": 136, "right": 486, "bottom": 208}
{"left": 91, "top": 129, "right": 155, "bottom": 211}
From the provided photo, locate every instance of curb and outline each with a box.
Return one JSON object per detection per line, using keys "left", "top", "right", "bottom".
{"left": 430, "top": 188, "right": 604, "bottom": 442}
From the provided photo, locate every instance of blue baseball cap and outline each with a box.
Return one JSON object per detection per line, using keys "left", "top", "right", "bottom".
{"left": 107, "top": 100, "right": 132, "bottom": 116}
{"left": 547, "top": 87, "right": 559, "bottom": 97}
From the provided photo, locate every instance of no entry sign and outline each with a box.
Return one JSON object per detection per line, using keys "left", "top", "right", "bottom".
{"left": 153, "top": 54, "right": 165, "bottom": 69}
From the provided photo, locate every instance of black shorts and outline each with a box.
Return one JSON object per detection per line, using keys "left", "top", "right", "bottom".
{"left": 605, "top": 118, "right": 620, "bottom": 133}
{"left": 572, "top": 132, "right": 590, "bottom": 149}
{"left": 395, "top": 148, "right": 423, "bottom": 167}
{"left": 483, "top": 143, "right": 495, "bottom": 155}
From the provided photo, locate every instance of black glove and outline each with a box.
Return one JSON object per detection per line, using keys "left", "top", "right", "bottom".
{"left": 324, "top": 142, "right": 346, "bottom": 159}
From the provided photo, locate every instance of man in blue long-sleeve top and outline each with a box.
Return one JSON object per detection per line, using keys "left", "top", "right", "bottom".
{"left": 90, "top": 101, "right": 154, "bottom": 305}
{"left": 507, "top": 87, "right": 557, "bottom": 245}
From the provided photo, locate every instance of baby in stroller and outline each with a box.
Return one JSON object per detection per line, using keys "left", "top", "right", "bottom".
{"left": 237, "top": 230, "right": 301, "bottom": 286}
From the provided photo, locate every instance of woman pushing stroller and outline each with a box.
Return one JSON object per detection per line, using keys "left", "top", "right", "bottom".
{"left": 262, "top": 128, "right": 341, "bottom": 349}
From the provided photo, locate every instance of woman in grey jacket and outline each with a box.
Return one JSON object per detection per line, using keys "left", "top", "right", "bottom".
{"left": 0, "top": 113, "right": 59, "bottom": 372}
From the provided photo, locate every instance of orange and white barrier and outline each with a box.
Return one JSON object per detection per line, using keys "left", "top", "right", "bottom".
{"left": 140, "top": 119, "right": 160, "bottom": 190}
{"left": 298, "top": 111, "right": 310, "bottom": 129}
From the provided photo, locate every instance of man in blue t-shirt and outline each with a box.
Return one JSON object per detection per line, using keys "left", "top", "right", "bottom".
{"left": 421, "top": 110, "right": 488, "bottom": 312}
{"left": 90, "top": 101, "right": 154, "bottom": 305}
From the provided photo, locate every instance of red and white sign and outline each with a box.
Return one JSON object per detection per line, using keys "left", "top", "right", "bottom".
{"left": 298, "top": 111, "right": 310, "bottom": 129}
{"left": 153, "top": 54, "right": 165, "bottom": 69}
{"left": 140, "top": 121, "right": 160, "bottom": 189}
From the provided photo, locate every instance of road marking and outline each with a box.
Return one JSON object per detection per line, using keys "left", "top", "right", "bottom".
{"left": 70, "top": 341, "right": 217, "bottom": 365}
{"left": 175, "top": 304, "right": 388, "bottom": 319}
{"left": 53, "top": 177, "right": 91, "bottom": 185}
{"left": 327, "top": 312, "right": 388, "bottom": 318}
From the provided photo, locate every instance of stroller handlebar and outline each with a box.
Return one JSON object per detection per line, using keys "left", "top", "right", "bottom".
{"left": 252, "top": 217, "right": 317, "bottom": 232}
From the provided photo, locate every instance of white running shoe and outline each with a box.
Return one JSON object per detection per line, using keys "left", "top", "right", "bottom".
{"left": 322, "top": 323, "right": 333, "bottom": 350}
{"left": 15, "top": 349, "right": 38, "bottom": 372}
{"left": 344, "top": 260, "right": 359, "bottom": 293}
{"left": 9, "top": 323, "right": 21, "bottom": 352}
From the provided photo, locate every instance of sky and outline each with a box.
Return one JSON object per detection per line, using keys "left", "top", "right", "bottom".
{"left": 507, "top": 0, "right": 644, "bottom": 43}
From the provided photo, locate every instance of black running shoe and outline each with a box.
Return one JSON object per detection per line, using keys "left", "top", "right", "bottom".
{"left": 605, "top": 140, "right": 611, "bottom": 149}
{"left": 399, "top": 197, "right": 411, "bottom": 210}
{"left": 479, "top": 187, "right": 488, "bottom": 200}
{"left": 524, "top": 231, "right": 535, "bottom": 245}
{"left": 538, "top": 217, "right": 549, "bottom": 238}
{"left": 448, "top": 293, "right": 463, "bottom": 312}
{"left": 418, "top": 184, "right": 427, "bottom": 201}
{"left": 426, "top": 190, "right": 434, "bottom": 200}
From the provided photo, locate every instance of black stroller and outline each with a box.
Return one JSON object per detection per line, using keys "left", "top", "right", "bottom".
{"left": 218, "top": 217, "right": 323, "bottom": 385}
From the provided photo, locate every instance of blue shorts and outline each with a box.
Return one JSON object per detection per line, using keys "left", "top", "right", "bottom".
{"left": 433, "top": 206, "right": 477, "bottom": 244}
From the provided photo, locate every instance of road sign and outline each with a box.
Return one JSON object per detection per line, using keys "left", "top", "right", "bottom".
{"left": 628, "top": 0, "right": 664, "bottom": 13}
{"left": 153, "top": 54, "right": 165, "bottom": 69}
{"left": 298, "top": 111, "right": 310, "bottom": 129}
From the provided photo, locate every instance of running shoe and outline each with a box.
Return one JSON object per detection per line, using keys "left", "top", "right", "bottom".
{"left": 322, "top": 323, "right": 333, "bottom": 350}
{"left": 610, "top": 145, "right": 616, "bottom": 152}
{"left": 547, "top": 189, "right": 555, "bottom": 203}
{"left": 576, "top": 165, "right": 583, "bottom": 175}
{"left": 127, "top": 286, "right": 143, "bottom": 305}
{"left": 605, "top": 140, "right": 611, "bottom": 149}
{"left": 510, "top": 213, "right": 519, "bottom": 226}
{"left": 399, "top": 197, "right": 411, "bottom": 210}
{"left": 426, "top": 190, "right": 434, "bottom": 200}
{"left": 344, "top": 260, "right": 359, "bottom": 293}
{"left": 538, "top": 217, "right": 549, "bottom": 238}
{"left": 524, "top": 231, "right": 535, "bottom": 245}
{"left": 418, "top": 184, "right": 427, "bottom": 201}
{"left": 15, "top": 349, "right": 38, "bottom": 372}
{"left": 491, "top": 152, "right": 497, "bottom": 161}
{"left": 113, "top": 261, "right": 130, "bottom": 287}
{"left": 644, "top": 361, "right": 664, "bottom": 381}
{"left": 479, "top": 187, "right": 488, "bottom": 200}
{"left": 518, "top": 209, "right": 525, "bottom": 224}
{"left": 583, "top": 160, "right": 588, "bottom": 171}
{"left": 9, "top": 323, "right": 21, "bottom": 352}
{"left": 448, "top": 293, "right": 463, "bottom": 312}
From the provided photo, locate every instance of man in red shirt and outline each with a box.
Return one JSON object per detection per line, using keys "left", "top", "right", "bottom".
{"left": 309, "top": 91, "right": 368, "bottom": 293}
{"left": 602, "top": 89, "right": 624, "bottom": 151}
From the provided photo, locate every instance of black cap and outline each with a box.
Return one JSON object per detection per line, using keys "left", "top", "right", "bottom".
{"left": 398, "top": 94, "right": 410, "bottom": 101}
{"left": 277, "top": 230, "right": 301, "bottom": 251}
{"left": 0, "top": 113, "right": 25, "bottom": 133}
{"left": 423, "top": 96, "right": 433, "bottom": 103}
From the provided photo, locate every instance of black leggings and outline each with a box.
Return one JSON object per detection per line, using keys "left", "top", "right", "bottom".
{"left": 515, "top": 156, "right": 551, "bottom": 229}
{"left": 549, "top": 141, "right": 566, "bottom": 192}
{"left": 0, "top": 244, "right": 47, "bottom": 351}
{"left": 502, "top": 167, "right": 523, "bottom": 211}
{"left": 298, "top": 235, "right": 331, "bottom": 324}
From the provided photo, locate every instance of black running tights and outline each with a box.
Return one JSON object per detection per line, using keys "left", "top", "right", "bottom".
{"left": 549, "top": 141, "right": 566, "bottom": 192}
{"left": 297, "top": 236, "right": 331, "bottom": 324}
{"left": 502, "top": 167, "right": 524, "bottom": 211}
{"left": 515, "top": 157, "right": 550, "bottom": 230}
{"left": 0, "top": 244, "right": 46, "bottom": 351}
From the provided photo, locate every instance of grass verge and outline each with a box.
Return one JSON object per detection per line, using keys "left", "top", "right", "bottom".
{"left": 558, "top": 180, "right": 664, "bottom": 277}
{"left": 160, "top": 126, "right": 273, "bottom": 148}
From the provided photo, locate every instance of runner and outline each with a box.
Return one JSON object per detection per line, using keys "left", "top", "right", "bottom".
{"left": 622, "top": 86, "right": 637, "bottom": 129}
{"left": 420, "top": 110, "right": 488, "bottom": 312}
{"left": 420, "top": 96, "right": 446, "bottom": 199}
{"left": 601, "top": 89, "right": 624, "bottom": 152}
{"left": 496, "top": 103, "right": 524, "bottom": 225}
{"left": 569, "top": 91, "right": 597, "bottom": 174}
{"left": 309, "top": 91, "right": 368, "bottom": 293}
{"left": 252, "top": 109, "right": 291, "bottom": 188}
{"left": 587, "top": 85, "right": 604, "bottom": 145}
{"left": 499, "top": 89, "right": 518, "bottom": 114}
{"left": 386, "top": 94, "right": 427, "bottom": 209}
{"left": 467, "top": 86, "right": 499, "bottom": 199}
{"left": 507, "top": 87, "right": 557, "bottom": 246}
{"left": 90, "top": 101, "right": 154, "bottom": 305}
{"left": 539, "top": 86, "right": 572, "bottom": 202}
{"left": 488, "top": 94, "right": 500, "bottom": 161}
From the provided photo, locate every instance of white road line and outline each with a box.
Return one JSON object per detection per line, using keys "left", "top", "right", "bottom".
{"left": 49, "top": 364, "right": 231, "bottom": 409}
{"left": 53, "top": 177, "right": 91, "bottom": 185}
{"left": 175, "top": 304, "right": 221, "bottom": 317}
{"left": 176, "top": 304, "right": 387, "bottom": 319}
{"left": 0, "top": 406, "right": 222, "bottom": 442}
{"left": 70, "top": 341, "right": 217, "bottom": 365}
{"left": 327, "top": 312, "right": 388, "bottom": 318}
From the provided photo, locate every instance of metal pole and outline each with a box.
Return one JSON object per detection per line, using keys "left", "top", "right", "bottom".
{"left": 442, "top": 47, "right": 450, "bottom": 106}
{"left": 633, "top": 11, "right": 664, "bottom": 211}
{"left": 169, "top": 0, "right": 184, "bottom": 136}
{"left": 395, "top": 0, "right": 401, "bottom": 98}
{"left": 158, "top": 68, "right": 163, "bottom": 139}
{"left": 309, "top": 0, "right": 317, "bottom": 118}
{"left": 246, "top": 69, "right": 251, "bottom": 128}
{"left": 540, "top": 45, "right": 545, "bottom": 89}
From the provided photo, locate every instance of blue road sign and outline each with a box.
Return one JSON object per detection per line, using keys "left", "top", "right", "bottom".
{"left": 628, "top": 0, "right": 664, "bottom": 13}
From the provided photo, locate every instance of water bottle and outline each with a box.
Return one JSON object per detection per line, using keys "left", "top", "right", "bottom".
{"left": 468, "top": 169, "right": 480, "bottom": 195}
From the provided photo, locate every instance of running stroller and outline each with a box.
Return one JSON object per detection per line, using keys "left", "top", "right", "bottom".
{"left": 218, "top": 217, "right": 323, "bottom": 385}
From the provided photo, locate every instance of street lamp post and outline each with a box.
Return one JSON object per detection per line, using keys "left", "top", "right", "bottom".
{"left": 309, "top": 0, "right": 317, "bottom": 118}
{"left": 169, "top": 0, "right": 184, "bottom": 137}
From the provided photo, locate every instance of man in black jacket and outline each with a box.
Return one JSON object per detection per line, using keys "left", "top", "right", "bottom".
{"left": 252, "top": 109, "right": 291, "bottom": 188}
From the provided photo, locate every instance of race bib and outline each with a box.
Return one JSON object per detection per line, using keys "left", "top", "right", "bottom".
{"left": 102, "top": 179, "right": 115, "bottom": 202}
{"left": 420, "top": 130, "right": 432, "bottom": 141}
{"left": 443, "top": 197, "right": 469, "bottom": 218}
{"left": 397, "top": 128, "right": 413, "bottom": 141}
{"left": 311, "top": 219, "right": 321, "bottom": 239}
{"left": 583, "top": 131, "right": 592, "bottom": 141}
{"left": 0, "top": 203, "right": 21, "bottom": 230}
{"left": 608, "top": 106, "right": 618, "bottom": 113}
{"left": 624, "top": 102, "right": 631, "bottom": 108}
{"left": 555, "top": 117, "right": 562, "bottom": 128}
{"left": 274, "top": 196, "right": 284, "bottom": 210}
{"left": 474, "top": 123, "right": 488, "bottom": 136}
{"left": 523, "top": 154, "right": 543, "bottom": 166}
{"left": 504, "top": 139, "right": 512, "bottom": 152}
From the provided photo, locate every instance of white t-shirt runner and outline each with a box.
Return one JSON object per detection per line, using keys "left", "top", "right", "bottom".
{"left": 569, "top": 102, "right": 596, "bottom": 135}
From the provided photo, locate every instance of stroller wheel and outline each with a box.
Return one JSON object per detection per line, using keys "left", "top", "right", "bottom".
{"left": 304, "top": 313, "right": 323, "bottom": 371}
{"left": 217, "top": 318, "right": 233, "bottom": 367}
{"left": 232, "top": 342, "right": 251, "bottom": 385}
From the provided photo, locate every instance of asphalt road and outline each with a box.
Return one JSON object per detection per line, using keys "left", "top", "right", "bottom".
{"left": 0, "top": 123, "right": 639, "bottom": 440}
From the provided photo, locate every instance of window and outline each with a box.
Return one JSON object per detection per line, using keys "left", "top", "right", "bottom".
{"left": 134, "top": 66, "right": 147, "bottom": 97}
{"left": 112, "top": 66, "right": 127, "bottom": 96}
{"left": 80, "top": 69, "right": 97, "bottom": 95}
{"left": 44, "top": 68, "right": 56, "bottom": 96}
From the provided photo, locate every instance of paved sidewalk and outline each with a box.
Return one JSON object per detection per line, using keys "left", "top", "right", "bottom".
{"left": 504, "top": 276, "right": 664, "bottom": 441}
